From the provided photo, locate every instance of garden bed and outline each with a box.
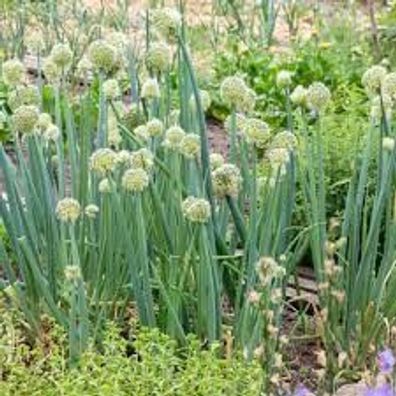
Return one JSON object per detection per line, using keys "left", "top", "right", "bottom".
{"left": 0, "top": 0, "right": 395, "bottom": 395}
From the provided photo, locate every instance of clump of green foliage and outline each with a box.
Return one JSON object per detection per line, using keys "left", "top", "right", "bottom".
{"left": 0, "top": 309, "right": 263, "bottom": 396}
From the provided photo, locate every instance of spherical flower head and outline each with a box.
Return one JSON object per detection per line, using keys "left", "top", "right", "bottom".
{"left": 88, "top": 39, "right": 117, "bottom": 73}
{"left": 25, "top": 30, "right": 45, "bottom": 53}
{"left": 151, "top": 8, "right": 181, "bottom": 41}
{"left": 371, "top": 95, "right": 393, "bottom": 121}
{"left": 220, "top": 76, "right": 249, "bottom": 110}
{"left": 115, "top": 149, "right": 131, "bottom": 166}
{"left": 50, "top": 43, "right": 73, "bottom": 69}
{"left": 36, "top": 113, "right": 52, "bottom": 132}
{"left": 121, "top": 168, "right": 149, "bottom": 192}
{"left": 12, "top": 105, "right": 39, "bottom": 134}
{"left": 146, "top": 118, "right": 164, "bottom": 137}
{"left": 98, "top": 178, "right": 111, "bottom": 193}
{"left": 378, "top": 348, "right": 396, "bottom": 374}
{"left": 134, "top": 124, "right": 149, "bottom": 141}
{"left": 56, "top": 198, "right": 81, "bottom": 223}
{"left": 130, "top": 148, "right": 154, "bottom": 171}
{"left": 2, "top": 59, "right": 25, "bottom": 86}
{"left": 290, "top": 85, "right": 307, "bottom": 106}
{"left": 182, "top": 196, "right": 211, "bottom": 223}
{"left": 267, "top": 147, "right": 290, "bottom": 174}
{"left": 383, "top": 72, "right": 396, "bottom": 99}
{"left": 64, "top": 265, "right": 82, "bottom": 281}
{"left": 43, "top": 57, "right": 61, "bottom": 83}
{"left": 84, "top": 204, "right": 99, "bottom": 219}
{"left": 44, "top": 123, "right": 60, "bottom": 141}
{"left": 90, "top": 148, "right": 117, "bottom": 175}
{"left": 20, "top": 84, "right": 40, "bottom": 106}
{"left": 141, "top": 78, "right": 160, "bottom": 99}
{"left": 103, "top": 78, "right": 120, "bottom": 100}
{"left": 306, "top": 82, "right": 331, "bottom": 112}
{"left": 241, "top": 117, "right": 270, "bottom": 148}
{"left": 189, "top": 90, "right": 211, "bottom": 112}
{"left": 276, "top": 70, "right": 293, "bottom": 89}
{"left": 271, "top": 130, "right": 298, "bottom": 151}
{"left": 76, "top": 56, "right": 92, "bottom": 77}
{"left": 103, "top": 35, "right": 125, "bottom": 68}
{"left": 212, "top": 163, "right": 242, "bottom": 198}
{"left": 210, "top": 153, "right": 225, "bottom": 170}
{"left": 163, "top": 125, "right": 186, "bottom": 149}
{"left": 146, "top": 42, "right": 172, "bottom": 73}
{"left": 239, "top": 88, "right": 256, "bottom": 113}
{"left": 8, "top": 84, "right": 40, "bottom": 111}
{"left": 362, "top": 65, "right": 387, "bottom": 95}
{"left": 179, "top": 134, "right": 201, "bottom": 158}
{"left": 383, "top": 137, "right": 395, "bottom": 152}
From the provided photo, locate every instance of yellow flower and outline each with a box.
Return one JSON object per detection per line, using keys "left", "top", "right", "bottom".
{"left": 151, "top": 8, "right": 181, "bottom": 41}
{"left": 43, "top": 57, "right": 61, "bottom": 82}
{"left": 276, "top": 70, "right": 292, "bottom": 88}
{"left": 50, "top": 43, "right": 72, "bottom": 69}
{"left": 182, "top": 196, "right": 211, "bottom": 223}
{"left": 241, "top": 118, "right": 270, "bottom": 148}
{"left": 212, "top": 163, "right": 242, "bottom": 198}
{"left": 121, "top": 168, "right": 149, "bottom": 192}
{"left": 209, "top": 153, "right": 224, "bottom": 170}
{"left": 362, "top": 65, "right": 387, "bottom": 95}
{"left": 84, "top": 204, "right": 99, "bottom": 219}
{"left": 2, "top": 59, "right": 25, "bottom": 86}
{"left": 179, "top": 134, "right": 201, "bottom": 158}
{"left": 146, "top": 118, "right": 164, "bottom": 137}
{"left": 141, "top": 78, "right": 160, "bottom": 99}
{"left": 220, "top": 76, "right": 254, "bottom": 112}
{"left": 98, "top": 178, "right": 111, "bottom": 193}
{"left": 56, "top": 198, "right": 81, "bottom": 223}
{"left": 90, "top": 148, "right": 117, "bottom": 175}
{"left": 290, "top": 85, "right": 307, "bottom": 106}
{"left": 103, "top": 79, "right": 120, "bottom": 100}
{"left": 130, "top": 148, "right": 154, "bottom": 171}
{"left": 88, "top": 39, "right": 117, "bottom": 73}
{"left": 306, "top": 82, "right": 331, "bottom": 112}
{"left": 146, "top": 41, "right": 172, "bottom": 73}
{"left": 12, "top": 105, "right": 39, "bottom": 134}
{"left": 319, "top": 42, "right": 332, "bottom": 49}
{"left": 163, "top": 125, "right": 186, "bottom": 149}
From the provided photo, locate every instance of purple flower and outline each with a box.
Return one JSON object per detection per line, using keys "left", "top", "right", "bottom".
{"left": 294, "top": 384, "right": 313, "bottom": 396}
{"left": 365, "top": 383, "right": 394, "bottom": 396}
{"left": 378, "top": 348, "right": 396, "bottom": 374}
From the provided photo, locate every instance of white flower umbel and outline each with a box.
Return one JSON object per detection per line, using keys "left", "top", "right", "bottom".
{"left": 56, "top": 198, "right": 81, "bottom": 223}
{"left": 182, "top": 196, "right": 211, "bottom": 223}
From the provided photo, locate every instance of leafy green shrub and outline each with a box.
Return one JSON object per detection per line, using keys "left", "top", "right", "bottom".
{"left": 0, "top": 317, "right": 263, "bottom": 396}
{"left": 379, "top": 4, "right": 396, "bottom": 62}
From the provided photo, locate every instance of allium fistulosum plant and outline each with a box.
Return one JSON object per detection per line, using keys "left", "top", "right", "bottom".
{"left": 0, "top": 7, "right": 299, "bottom": 383}
{"left": 294, "top": 65, "right": 396, "bottom": 379}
